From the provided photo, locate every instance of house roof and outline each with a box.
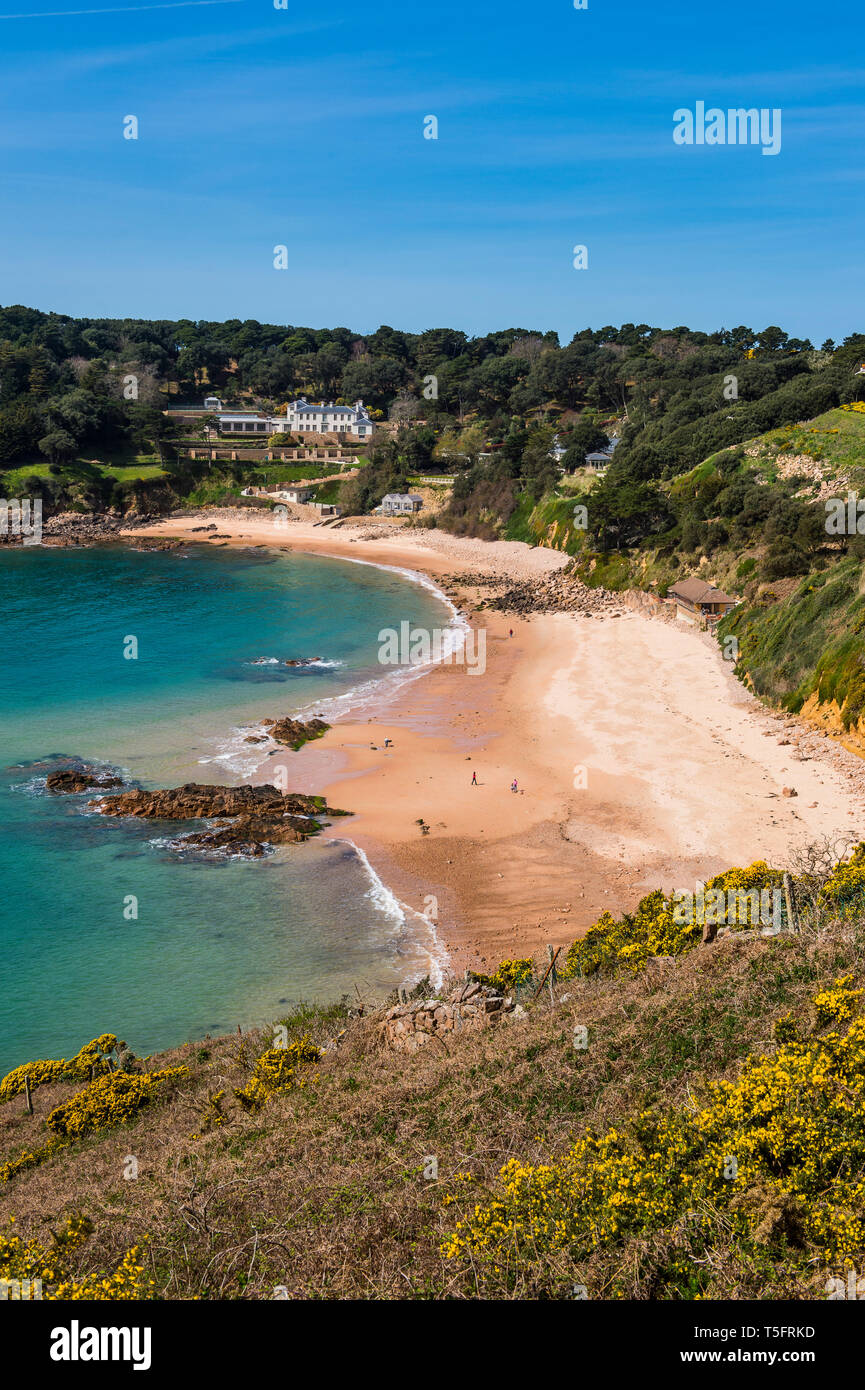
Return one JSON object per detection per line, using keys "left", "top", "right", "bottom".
{"left": 289, "top": 399, "right": 370, "bottom": 418}
{"left": 669, "top": 578, "right": 735, "bottom": 605}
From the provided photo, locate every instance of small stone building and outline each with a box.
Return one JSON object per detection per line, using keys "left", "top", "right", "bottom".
{"left": 381, "top": 493, "right": 423, "bottom": 515}
{"left": 668, "top": 577, "right": 736, "bottom": 625}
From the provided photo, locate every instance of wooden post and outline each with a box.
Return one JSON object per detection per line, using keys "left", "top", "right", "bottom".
{"left": 24, "top": 1075, "right": 32, "bottom": 1115}
{"left": 532, "top": 947, "right": 561, "bottom": 1000}
{"left": 783, "top": 872, "right": 798, "bottom": 934}
{"left": 547, "top": 944, "right": 557, "bottom": 1005}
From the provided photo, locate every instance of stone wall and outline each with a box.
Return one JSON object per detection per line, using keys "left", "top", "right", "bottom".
{"left": 381, "top": 979, "right": 520, "bottom": 1053}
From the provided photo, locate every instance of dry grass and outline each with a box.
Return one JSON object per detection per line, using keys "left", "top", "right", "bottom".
{"left": 1, "top": 925, "right": 863, "bottom": 1299}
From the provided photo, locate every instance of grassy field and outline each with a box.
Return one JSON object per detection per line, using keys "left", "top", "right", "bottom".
{"left": 749, "top": 405, "right": 865, "bottom": 481}
{"left": 0, "top": 453, "right": 364, "bottom": 497}
{"left": 239, "top": 462, "right": 361, "bottom": 486}
{"left": 1, "top": 454, "right": 167, "bottom": 493}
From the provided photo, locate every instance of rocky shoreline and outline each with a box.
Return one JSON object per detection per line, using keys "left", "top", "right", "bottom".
{"left": 1, "top": 511, "right": 167, "bottom": 548}
{"left": 442, "top": 567, "right": 627, "bottom": 618}
{"left": 34, "top": 759, "right": 351, "bottom": 859}
{"left": 45, "top": 768, "right": 123, "bottom": 793}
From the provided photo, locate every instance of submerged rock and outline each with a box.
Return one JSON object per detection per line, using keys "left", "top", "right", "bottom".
{"left": 46, "top": 769, "right": 123, "bottom": 793}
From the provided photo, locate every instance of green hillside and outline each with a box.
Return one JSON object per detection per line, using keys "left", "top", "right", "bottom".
{"left": 4, "top": 850, "right": 865, "bottom": 1300}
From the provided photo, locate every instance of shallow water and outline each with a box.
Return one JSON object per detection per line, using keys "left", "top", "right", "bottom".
{"left": 0, "top": 542, "right": 449, "bottom": 1071}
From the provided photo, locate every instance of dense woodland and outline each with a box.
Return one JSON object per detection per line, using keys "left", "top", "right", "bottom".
{"left": 1, "top": 304, "right": 864, "bottom": 573}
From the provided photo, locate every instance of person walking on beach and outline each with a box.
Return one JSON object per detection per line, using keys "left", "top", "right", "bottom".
{"left": 511, "top": 779, "right": 518, "bottom": 793}
{"left": 471, "top": 770, "right": 478, "bottom": 786}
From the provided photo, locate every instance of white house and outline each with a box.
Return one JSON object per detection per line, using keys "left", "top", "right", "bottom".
{"left": 285, "top": 399, "right": 375, "bottom": 439}
{"left": 203, "top": 395, "right": 223, "bottom": 411}
{"left": 550, "top": 435, "right": 567, "bottom": 463}
{"left": 217, "top": 399, "right": 374, "bottom": 439}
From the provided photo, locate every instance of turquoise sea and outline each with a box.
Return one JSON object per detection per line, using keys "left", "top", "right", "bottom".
{"left": 0, "top": 542, "right": 451, "bottom": 1073}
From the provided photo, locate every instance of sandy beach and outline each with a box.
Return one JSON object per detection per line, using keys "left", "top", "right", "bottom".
{"left": 123, "top": 510, "right": 865, "bottom": 973}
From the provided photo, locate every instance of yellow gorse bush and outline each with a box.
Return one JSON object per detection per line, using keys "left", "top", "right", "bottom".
{"left": 813, "top": 975, "right": 863, "bottom": 1027}
{"left": 45, "top": 1068, "right": 187, "bottom": 1140}
{"left": 471, "top": 959, "right": 533, "bottom": 993}
{"left": 0, "top": 1214, "right": 154, "bottom": 1300}
{"left": 559, "top": 862, "right": 782, "bottom": 979}
{"left": 0, "top": 1050, "right": 187, "bottom": 1184}
{"left": 234, "top": 1036, "right": 321, "bottom": 1113}
{"left": 0, "top": 1034, "right": 121, "bottom": 1104}
{"left": 443, "top": 978, "right": 865, "bottom": 1293}
{"left": 819, "top": 846, "right": 865, "bottom": 916}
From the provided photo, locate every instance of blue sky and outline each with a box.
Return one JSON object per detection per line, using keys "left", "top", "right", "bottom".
{"left": 0, "top": 0, "right": 861, "bottom": 341}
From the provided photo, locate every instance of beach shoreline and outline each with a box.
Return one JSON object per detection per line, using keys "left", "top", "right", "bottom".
{"left": 120, "top": 509, "right": 865, "bottom": 974}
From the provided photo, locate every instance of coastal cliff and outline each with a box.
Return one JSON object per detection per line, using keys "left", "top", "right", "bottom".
{"left": 3, "top": 848, "right": 865, "bottom": 1301}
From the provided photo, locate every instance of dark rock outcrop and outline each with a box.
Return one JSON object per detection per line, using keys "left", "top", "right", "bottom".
{"left": 262, "top": 717, "right": 330, "bottom": 749}
{"left": 91, "top": 782, "right": 349, "bottom": 856}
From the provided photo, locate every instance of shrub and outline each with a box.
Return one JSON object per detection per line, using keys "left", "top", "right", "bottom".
{"left": 0, "top": 1034, "right": 122, "bottom": 1105}
{"left": 46, "top": 1068, "right": 187, "bottom": 1140}
{"left": 0, "top": 1214, "right": 154, "bottom": 1300}
{"left": 471, "top": 959, "right": 533, "bottom": 993}
{"left": 443, "top": 984, "right": 865, "bottom": 1294}
{"left": 234, "top": 1037, "right": 321, "bottom": 1113}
